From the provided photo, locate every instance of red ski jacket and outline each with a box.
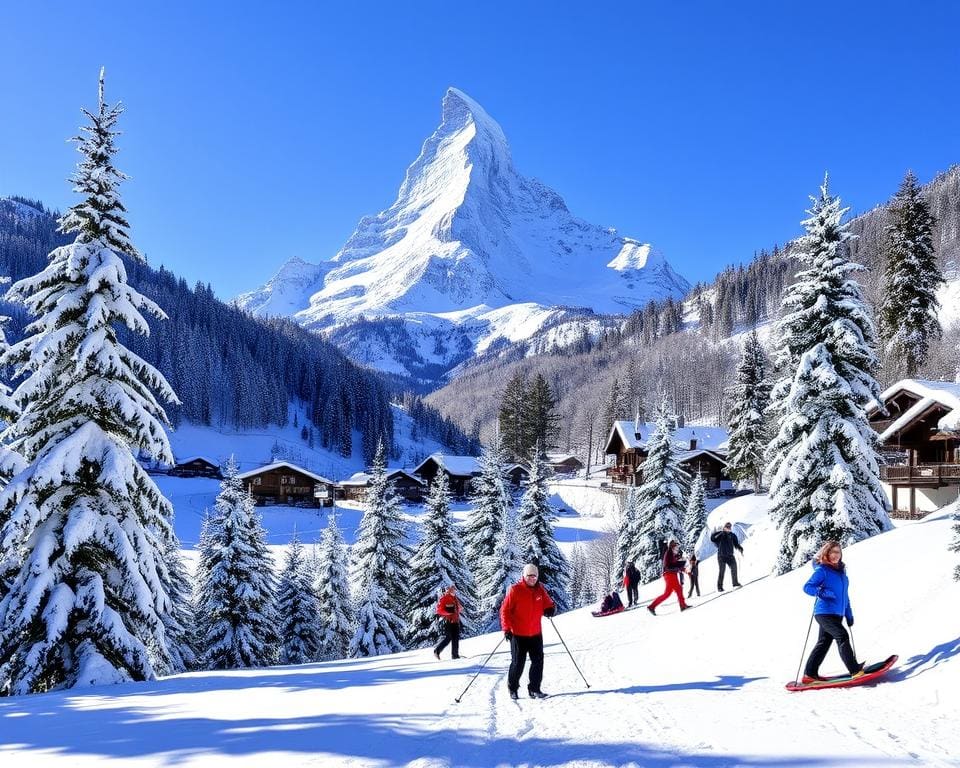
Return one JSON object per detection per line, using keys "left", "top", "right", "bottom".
{"left": 435, "top": 592, "right": 461, "bottom": 624}
{"left": 500, "top": 580, "right": 555, "bottom": 637}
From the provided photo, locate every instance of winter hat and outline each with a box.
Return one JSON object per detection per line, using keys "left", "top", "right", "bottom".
{"left": 522, "top": 563, "right": 539, "bottom": 578}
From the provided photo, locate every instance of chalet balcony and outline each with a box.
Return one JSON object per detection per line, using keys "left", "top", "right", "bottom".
{"left": 880, "top": 463, "right": 960, "bottom": 486}
{"left": 606, "top": 466, "right": 633, "bottom": 485}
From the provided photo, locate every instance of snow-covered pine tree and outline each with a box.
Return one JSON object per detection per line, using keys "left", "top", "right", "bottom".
{"left": 315, "top": 513, "right": 354, "bottom": 661}
{"left": 0, "top": 71, "right": 180, "bottom": 694}
{"left": 683, "top": 473, "right": 708, "bottom": 556}
{"left": 477, "top": 504, "right": 523, "bottom": 631}
{"left": 878, "top": 170, "right": 942, "bottom": 379}
{"left": 726, "top": 331, "right": 771, "bottom": 490}
{"left": 406, "top": 471, "right": 477, "bottom": 648}
{"left": 615, "top": 486, "right": 641, "bottom": 576}
{"left": 515, "top": 445, "right": 570, "bottom": 612}
{"left": 157, "top": 538, "right": 199, "bottom": 674}
{"left": 349, "top": 441, "right": 410, "bottom": 657}
{"left": 463, "top": 435, "right": 511, "bottom": 604}
{"left": 568, "top": 543, "right": 594, "bottom": 608}
{"left": 766, "top": 177, "right": 892, "bottom": 574}
{"left": 0, "top": 287, "right": 25, "bottom": 488}
{"left": 196, "top": 458, "right": 278, "bottom": 669}
{"left": 277, "top": 530, "right": 321, "bottom": 664}
{"left": 630, "top": 399, "right": 690, "bottom": 583}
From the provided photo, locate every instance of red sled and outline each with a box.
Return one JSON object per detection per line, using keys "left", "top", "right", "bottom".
{"left": 785, "top": 654, "right": 897, "bottom": 692}
{"left": 591, "top": 606, "right": 625, "bottom": 618}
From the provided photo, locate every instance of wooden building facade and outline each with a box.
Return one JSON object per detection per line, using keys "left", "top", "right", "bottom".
{"left": 338, "top": 469, "right": 425, "bottom": 503}
{"left": 413, "top": 454, "right": 482, "bottom": 497}
{"left": 169, "top": 456, "right": 222, "bottom": 478}
{"left": 237, "top": 461, "right": 335, "bottom": 507}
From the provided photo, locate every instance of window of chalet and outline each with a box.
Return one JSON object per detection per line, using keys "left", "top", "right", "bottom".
{"left": 253, "top": 478, "right": 262, "bottom": 486}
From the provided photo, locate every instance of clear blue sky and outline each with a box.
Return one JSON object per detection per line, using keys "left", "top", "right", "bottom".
{"left": 2, "top": 2, "right": 959, "bottom": 300}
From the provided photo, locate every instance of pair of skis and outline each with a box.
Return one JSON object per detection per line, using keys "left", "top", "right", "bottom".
{"left": 785, "top": 655, "right": 897, "bottom": 691}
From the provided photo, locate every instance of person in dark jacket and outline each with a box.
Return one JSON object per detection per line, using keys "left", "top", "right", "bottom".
{"left": 433, "top": 584, "right": 462, "bottom": 659}
{"left": 711, "top": 522, "right": 743, "bottom": 591}
{"left": 599, "top": 590, "right": 624, "bottom": 613}
{"left": 622, "top": 561, "right": 641, "bottom": 607}
{"left": 686, "top": 553, "right": 700, "bottom": 598}
{"left": 801, "top": 540, "right": 863, "bottom": 682}
{"left": 647, "top": 540, "right": 689, "bottom": 615}
{"left": 500, "top": 563, "right": 556, "bottom": 699}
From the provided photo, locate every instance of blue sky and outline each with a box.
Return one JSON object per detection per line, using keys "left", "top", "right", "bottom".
{"left": 2, "top": 2, "right": 959, "bottom": 300}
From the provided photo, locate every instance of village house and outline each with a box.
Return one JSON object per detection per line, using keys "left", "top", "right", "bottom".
{"left": 505, "top": 463, "right": 530, "bottom": 488}
{"left": 412, "top": 453, "right": 482, "bottom": 497}
{"left": 868, "top": 378, "right": 960, "bottom": 517}
{"left": 337, "top": 468, "right": 425, "bottom": 503}
{"left": 237, "top": 461, "right": 336, "bottom": 507}
{"left": 545, "top": 452, "right": 585, "bottom": 476}
{"left": 603, "top": 419, "right": 731, "bottom": 489}
{"left": 168, "top": 456, "right": 222, "bottom": 478}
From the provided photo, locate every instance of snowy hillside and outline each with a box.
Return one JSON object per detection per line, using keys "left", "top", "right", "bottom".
{"left": 2, "top": 490, "right": 958, "bottom": 767}
{"left": 236, "top": 88, "right": 689, "bottom": 381}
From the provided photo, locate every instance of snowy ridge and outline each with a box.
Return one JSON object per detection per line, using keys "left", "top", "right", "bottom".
{"left": 236, "top": 88, "right": 689, "bottom": 380}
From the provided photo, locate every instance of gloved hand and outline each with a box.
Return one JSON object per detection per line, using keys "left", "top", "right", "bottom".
{"left": 543, "top": 606, "right": 556, "bottom": 617}
{"left": 504, "top": 631, "right": 512, "bottom": 641}
{"left": 846, "top": 615, "right": 854, "bottom": 627}
{"left": 818, "top": 588, "right": 836, "bottom": 600}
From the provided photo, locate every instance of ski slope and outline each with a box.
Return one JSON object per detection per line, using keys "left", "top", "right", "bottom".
{"left": 0, "top": 498, "right": 958, "bottom": 767}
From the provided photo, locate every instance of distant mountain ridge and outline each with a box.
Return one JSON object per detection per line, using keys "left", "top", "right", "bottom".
{"left": 237, "top": 88, "right": 689, "bottom": 382}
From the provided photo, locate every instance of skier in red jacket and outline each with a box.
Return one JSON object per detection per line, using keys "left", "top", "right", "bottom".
{"left": 647, "top": 540, "right": 689, "bottom": 615}
{"left": 433, "top": 584, "right": 462, "bottom": 660}
{"left": 500, "top": 563, "right": 556, "bottom": 700}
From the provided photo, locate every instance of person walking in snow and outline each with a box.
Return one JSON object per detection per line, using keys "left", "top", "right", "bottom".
{"left": 500, "top": 563, "right": 556, "bottom": 699}
{"left": 686, "top": 553, "right": 701, "bottom": 598}
{"left": 623, "top": 561, "right": 641, "bottom": 607}
{"left": 801, "top": 541, "right": 863, "bottom": 682}
{"left": 711, "top": 522, "right": 743, "bottom": 591}
{"left": 433, "top": 584, "right": 463, "bottom": 660}
{"left": 647, "top": 540, "right": 688, "bottom": 615}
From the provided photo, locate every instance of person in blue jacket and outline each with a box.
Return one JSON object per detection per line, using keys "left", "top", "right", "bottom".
{"left": 801, "top": 540, "right": 863, "bottom": 682}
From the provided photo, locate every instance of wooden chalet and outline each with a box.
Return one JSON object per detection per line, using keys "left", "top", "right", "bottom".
{"left": 603, "top": 419, "right": 731, "bottom": 488}
{"left": 338, "top": 469, "right": 425, "bottom": 503}
{"left": 169, "top": 456, "right": 222, "bottom": 478}
{"left": 546, "top": 453, "right": 584, "bottom": 476}
{"left": 505, "top": 463, "right": 530, "bottom": 488}
{"left": 413, "top": 454, "right": 482, "bottom": 497}
{"left": 237, "top": 461, "right": 335, "bottom": 507}
{"left": 868, "top": 378, "right": 960, "bottom": 517}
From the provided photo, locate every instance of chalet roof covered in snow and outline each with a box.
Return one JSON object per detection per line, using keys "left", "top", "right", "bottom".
{"left": 869, "top": 378, "right": 960, "bottom": 437}
{"left": 674, "top": 448, "right": 729, "bottom": 466}
{"left": 174, "top": 456, "right": 219, "bottom": 467}
{"left": 412, "top": 454, "right": 482, "bottom": 477}
{"left": 338, "top": 469, "right": 424, "bottom": 487}
{"left": 237, "top": 461, "right": 333, "bottom": 485}
{"left": 604, "top": 420, "right": 729, "bottom": 455}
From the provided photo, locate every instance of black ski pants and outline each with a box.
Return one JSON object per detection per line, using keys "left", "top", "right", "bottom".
{"left": 626, "top": 583, "right": 639, "bottom": 607}
{"left": 687, "top": 571, "right": 700, "bottom": 597}
{"left": 508, "top": 634, "right": 545, "bottom": 693}
{"left": 434, "top": 621, "right": 460, "bottom": 658}
{"left": 717, "top": 556, "right": 740, "bottom": 590}
{"left": 805, "top": 614, "right": 860, "bottom": 677}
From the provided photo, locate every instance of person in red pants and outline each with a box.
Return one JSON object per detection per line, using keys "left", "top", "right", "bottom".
{"left": 647, "top": 540, "right": 689, "bottom": 615}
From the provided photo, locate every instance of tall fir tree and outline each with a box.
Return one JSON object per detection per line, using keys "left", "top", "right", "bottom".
{"left": 477, "top": 503, "right": 523, "bottom": 631}
{"left": 277, "top": 531, "right": 322, "bottom": 664}
{"left": 616, "top": 487, "right": 641, "bottom": 576}
{"left": 0, "top": 71, "right": 180, "bottom": 694}
{"left": 682, "top": 474, "right": 708, "bottom": 556}
{"left": 527, "top": 373, "right": 561, "bottom": 453}
{"left": 349, "top": 441, "right": 410, "bottom": 657}
{"left": 766, "top": 178, "right": 891, "bottom": 574}
{"left": 726, "top": 331, "right": 771, "bottom": 490}
{"left": 157, "top": 538, "right": 199, "bottom": 674}
{"left": 315, "top": 513, "right": 354, "bottom": 661}
{"left": 196, "top": 458, "right": 278, "bottom": 669}
{"left": 515, "top": 445, "right": 570, "bottom": 612}
{"left": 406, "top": 472, "right": 477, "bottom": 648}
{"left": 878, "top": 170, "right": 941, "bottom": 378}
{"left": 498, "top": 372, "right": 529, "bottom": 461}
{"left": 463, "top": 435, "right": 511, "bottom": 599}
{"left": 631, "top": 399, "right": 690, "bottom": 582}
{"left": 0, "top": 290, "right": 25, "bottom": 491}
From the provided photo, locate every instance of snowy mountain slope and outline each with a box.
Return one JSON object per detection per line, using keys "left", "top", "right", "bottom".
{"left": 2, "top": 492, "right": 957, "bottom": 767}
{"left": 236, "top": 88, "right": 688, "bottom": 381}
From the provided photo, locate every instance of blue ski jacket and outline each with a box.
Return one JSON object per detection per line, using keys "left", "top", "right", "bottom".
{"left": 803, "top": 561, "right": 854, "bottom": 625}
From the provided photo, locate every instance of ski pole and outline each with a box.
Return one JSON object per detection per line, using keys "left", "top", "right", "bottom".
{"left": 848, "top": 625, "right": 857, "bottom": 661}
{"left": 548, "top": 616, "right": 590, "bottom": 689}
{"left": 454, "top": 635, "right": 506, "bottom": 703}
{"left": 794, "top": 608, "right": 815, "bottom": 685}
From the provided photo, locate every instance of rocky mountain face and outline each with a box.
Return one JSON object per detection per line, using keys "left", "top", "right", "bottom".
{"left": 236, "top": 88, "right": 689, "bottom": 384}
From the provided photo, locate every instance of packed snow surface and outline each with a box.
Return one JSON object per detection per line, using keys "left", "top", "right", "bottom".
{"left": 1, "top": 487, "right": 957, "bottom": 767}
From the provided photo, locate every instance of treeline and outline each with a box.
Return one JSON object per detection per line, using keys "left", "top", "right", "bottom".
{"left": 0, "top": 199, "right": 470, "bottom": 463}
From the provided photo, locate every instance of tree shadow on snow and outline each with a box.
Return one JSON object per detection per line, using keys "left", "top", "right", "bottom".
{"left": 887, "top": 634, "right": 960, "bottom": 682}
{"left": 0, "top": 701, "right": 912, "bottom": 767}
